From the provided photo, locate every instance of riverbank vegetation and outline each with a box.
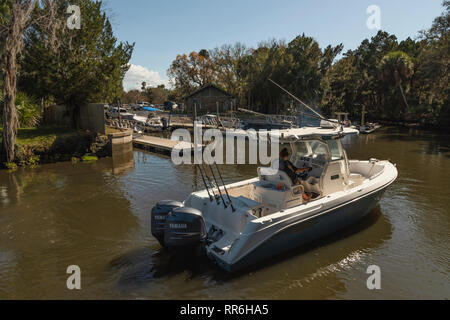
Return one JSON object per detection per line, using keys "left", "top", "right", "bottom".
{"left": 168, "top": 1, "right": 449, "bottom": 129}
{"left": 0, "top": 0, "right": 134, "bottom": 165}
{"left": 122, "top": 83, "right": 176, "bottom": 106}
{"left": 0, "top": 126, "right": 110, "bottom": 170}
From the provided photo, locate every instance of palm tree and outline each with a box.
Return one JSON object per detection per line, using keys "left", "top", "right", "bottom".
{"left": 379, "top": 51, "right": 414, "bottom": 119}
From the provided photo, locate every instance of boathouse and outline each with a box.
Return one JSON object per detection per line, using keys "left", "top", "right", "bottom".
{"left": 183, "top": 84, "right": 235, "bottom": 114}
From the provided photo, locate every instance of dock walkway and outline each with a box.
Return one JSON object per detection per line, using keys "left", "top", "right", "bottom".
{"left": 133, "top": 135, "right": 200, "bottom": 156}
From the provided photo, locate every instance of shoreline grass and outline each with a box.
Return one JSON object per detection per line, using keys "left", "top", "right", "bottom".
{"left": 0, "top": 126, "right": 110, "bottom": 169}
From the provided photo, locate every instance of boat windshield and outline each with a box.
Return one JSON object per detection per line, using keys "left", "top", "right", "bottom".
{"left": 291, "top": 139, "right": 330, "bottom": 167}
{"left": 326, "top": 139, "right": 345, "bottom": 161}
{"left": 310, "top": 141, "right": 329, "bottom": 158}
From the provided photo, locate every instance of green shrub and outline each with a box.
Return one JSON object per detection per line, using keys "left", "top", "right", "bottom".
{"left": 81, "top": 154, "right": 98, "bottom": 162}
{"left": 3, "top": 162, "right": 18, "bottom": 171}
{"left": 15, "top": 92, "right": 42, "bottom": 127}
{"left": 0, "top": 91, "right": 42, "bottom": 127}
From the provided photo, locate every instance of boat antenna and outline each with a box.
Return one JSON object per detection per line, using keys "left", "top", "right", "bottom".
{"left": 268, "top": 78, "right": 341, "bottom": 126}
{"left": 208, "top": 164, "right": 228, "bottom": 209}
{"left": 197, "top": 164, "right": 213, "bottom": 202}
{"left": 214, "top": 163, "right": 236, "bottom": 212}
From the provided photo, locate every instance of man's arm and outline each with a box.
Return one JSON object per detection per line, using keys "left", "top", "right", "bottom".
{"left": 286, "top": 160, "right": 298, "bottom": 172}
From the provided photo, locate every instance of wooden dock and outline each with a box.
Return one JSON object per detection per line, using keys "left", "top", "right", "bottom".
{"left": 133, "top": 135, "right": 200, "bottom": 156}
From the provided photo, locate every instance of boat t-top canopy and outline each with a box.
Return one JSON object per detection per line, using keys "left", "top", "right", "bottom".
{"left": 270, "top": 125, "right": 359, "bottom": 143}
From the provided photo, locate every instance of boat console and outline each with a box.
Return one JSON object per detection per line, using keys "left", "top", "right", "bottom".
{"left": 242, "top": 136, "right": 371, "bottom": 215}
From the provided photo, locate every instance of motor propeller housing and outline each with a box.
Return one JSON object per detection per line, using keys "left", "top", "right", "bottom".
{"left": 164, "top": 207, "right": 206, "bottom": 248}
{"left": 151, "top": 200, "right": 183, "bottom": 246}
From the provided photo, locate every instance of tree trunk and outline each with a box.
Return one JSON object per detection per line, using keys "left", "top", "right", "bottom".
{"left": 398, "top": 82, "right": 410, "bottom": 120}
{"left": 394, "top": 70, "right": 410, "bottom": 120}
{"left": 2, "top": 34, "right": 19, "bottom": 163}
{"left": 1, "top": 1, "right": 37, "bottom": 163}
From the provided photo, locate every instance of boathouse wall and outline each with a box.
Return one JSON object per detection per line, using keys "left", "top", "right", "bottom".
{"left": 184, "top": 84, "right": 235, "bottom": 114}
{"left": 44, "top": 103, "right": 105, "bottom": 134}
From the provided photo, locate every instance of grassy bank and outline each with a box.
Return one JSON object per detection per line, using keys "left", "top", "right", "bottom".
{"left": 1, "top": 126, "right": 111, "bottom": 169}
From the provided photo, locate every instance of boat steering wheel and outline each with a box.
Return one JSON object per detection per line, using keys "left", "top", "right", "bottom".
{"left": 296, "top": 167, "right": 313, "bottom": 180}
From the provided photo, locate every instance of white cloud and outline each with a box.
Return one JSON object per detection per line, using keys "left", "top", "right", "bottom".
{"left": 123, "top": 64, "right": 169, "bottom": 91}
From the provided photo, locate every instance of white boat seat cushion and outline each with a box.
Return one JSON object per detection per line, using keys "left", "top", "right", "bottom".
{"left": 257, "top": 167, "right": 293, "bottom": 189}
{"left": 302, "top": 177, "right": 321, "bottom": 194}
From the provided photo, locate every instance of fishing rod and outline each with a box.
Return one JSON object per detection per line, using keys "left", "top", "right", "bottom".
{"left": 268, "top": 78, "right": 341, "bottom": 126}
{"left": 197, "top": 164, "right": 213, "bottom": 202}
{"left": 208, "top": 164, "right": 228, "bottom": 209}
{"left": 202, "top": 164, "right": 220, "bottom": 204}
{"left": 214, "top": 163, "right": 236, "bottom": 212}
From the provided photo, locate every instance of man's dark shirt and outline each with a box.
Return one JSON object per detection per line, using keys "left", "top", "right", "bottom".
{"left": 278, "top": 158, "right": 297, "bottom": 184}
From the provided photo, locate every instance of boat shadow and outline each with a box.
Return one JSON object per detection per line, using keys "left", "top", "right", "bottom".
{"left": 110, "top": 206, "right": 392, "bottom": 289}
{"left": 109, "top": 245, "right": 212, "bottom": 290}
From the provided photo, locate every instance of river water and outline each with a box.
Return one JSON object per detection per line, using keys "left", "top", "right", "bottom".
{"left": 0, "top": 128, "right": 449, "bottom": 299}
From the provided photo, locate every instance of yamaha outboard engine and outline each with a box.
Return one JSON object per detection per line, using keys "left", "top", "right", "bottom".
{"left": 164, "top": 207, "right": 206, "bottom": 248}
{"left": 151, "top": 200, "right": 183, "bottom": 246}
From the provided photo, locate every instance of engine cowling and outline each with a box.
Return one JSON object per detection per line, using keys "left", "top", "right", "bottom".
{"left": 151, "top": 200, "right": 183, "bottom": 246}
{"left": 164, "top": 207, "right": 206, "bottom": 248}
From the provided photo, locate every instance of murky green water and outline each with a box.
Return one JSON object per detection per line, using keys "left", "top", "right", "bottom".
{"left": 0, "top": 128, "right": 449, "bottom": 299}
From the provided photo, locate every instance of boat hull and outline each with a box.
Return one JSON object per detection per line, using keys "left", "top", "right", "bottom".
{"left": 208, "top": 187, "right": 387, "bottom": 272}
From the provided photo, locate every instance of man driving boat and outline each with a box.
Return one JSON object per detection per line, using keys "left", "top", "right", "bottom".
{"left": 278, "top": 148, "right": 313, "bottom": 202}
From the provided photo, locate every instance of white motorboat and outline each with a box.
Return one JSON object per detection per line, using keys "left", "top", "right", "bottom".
{"left": 107, "top": 107, "right": 135, "bottom": 120}
{"left": 134, "top": 114, "right": 164, "bottom": 129}
{"left": 356, "top": 104, "right": 381, "bottom": 134}
{"left": 358, "top": 123, "right": 382, "bottom": 134}
{"left": 151, "top": 124, "right": 398, "bottom": 272}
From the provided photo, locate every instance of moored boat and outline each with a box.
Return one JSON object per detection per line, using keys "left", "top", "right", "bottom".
{"left": 358, "top": 123, "right": 382, "bottom": 134}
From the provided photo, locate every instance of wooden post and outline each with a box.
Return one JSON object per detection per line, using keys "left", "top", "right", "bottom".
{"left": 118, "top": 99, "right": 122, "bottom": 127}
{"left": 361, "top": 105, "right": 367, "bottom": 126}
{"left": 216, "top": 101, "right": 220, "bottom": 128}
{"left": 193, "top": 102, "right": 197, "bottom": 128}
{"left": 193, "top": 163, "right": 198, "bottom": 191}
{"left": 167, "top": 112, "right": 171, "bottom": 131}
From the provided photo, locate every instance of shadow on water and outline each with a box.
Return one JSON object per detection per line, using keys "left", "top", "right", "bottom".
{"left": 110, "top": 246, "right": 212, "bottom": 290}
{"left": 110, "top": 206, "right": 392, "bottom": 291}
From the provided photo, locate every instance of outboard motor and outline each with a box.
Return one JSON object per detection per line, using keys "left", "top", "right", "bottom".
{"left": 151, "top": 200, "right": 183, "bottom": 246}
{"left": 164, "top": 207, "right": 206, "bottom": 248}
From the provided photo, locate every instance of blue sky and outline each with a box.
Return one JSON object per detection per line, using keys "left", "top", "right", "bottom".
{"left": 103, "top": 0, "right": 445, "bottom": 90}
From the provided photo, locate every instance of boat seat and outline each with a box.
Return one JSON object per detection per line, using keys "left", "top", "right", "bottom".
{"left": 257, "top": 167, "right": 304, "bottom": 195}
{"left": 257, "top": 167, "right": 293, "bottom": 189}
{"left": 252, "top": 167, "right": 304, "bottom": 213}
{"left": 302, "top": 176, "right": 321, "bottom": 194}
